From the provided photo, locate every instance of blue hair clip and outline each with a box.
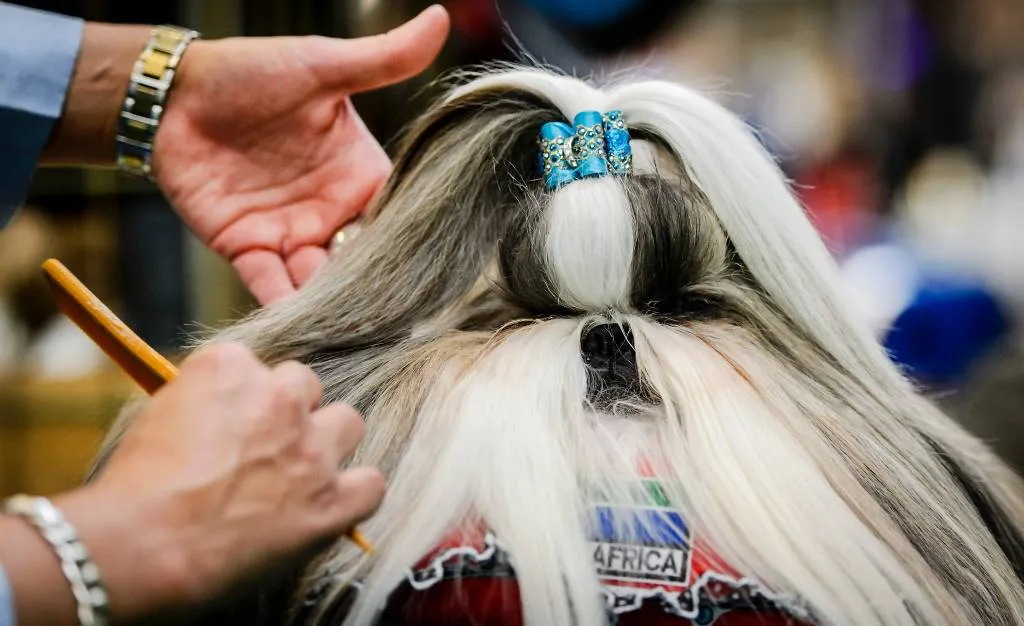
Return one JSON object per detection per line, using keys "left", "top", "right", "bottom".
{"left": 538, "top": 110, "right": 633, "bottom": 190}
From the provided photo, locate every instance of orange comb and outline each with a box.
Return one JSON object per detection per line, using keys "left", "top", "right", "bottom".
{"left": 42, "top": 259, "right": 374, "bottom": 553}
{"left": 42, "top": 259, "right": 177, "bottom": 394}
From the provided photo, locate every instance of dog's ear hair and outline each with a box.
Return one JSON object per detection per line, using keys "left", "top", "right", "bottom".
{"left": 922, "top": 435, "right": 1024, "bottom": 581}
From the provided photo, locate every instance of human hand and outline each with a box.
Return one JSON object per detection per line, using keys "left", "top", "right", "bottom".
{"left": 58, "top": 343, "right": 384, "bottom": 620}
{"left": 152, "top": 6, "right": 450, "bottom": 304}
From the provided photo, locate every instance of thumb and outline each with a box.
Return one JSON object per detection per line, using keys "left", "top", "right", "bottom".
{"left": 331, "top": 5, "right": 451, "bottom": 94}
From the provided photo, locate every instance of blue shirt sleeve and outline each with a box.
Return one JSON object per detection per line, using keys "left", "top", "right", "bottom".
{"left": 0, "top": 2, "right": 84, "bottom": 227}
{"left": 0, "top": 564, "right": 14, "bottom": 626}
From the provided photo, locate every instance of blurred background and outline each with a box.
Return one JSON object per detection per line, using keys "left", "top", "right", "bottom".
{"left": 1, "top": 0, "right": 1022, "bottom": 496}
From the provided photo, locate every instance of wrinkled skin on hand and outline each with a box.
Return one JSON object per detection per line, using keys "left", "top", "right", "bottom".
{"left": 152, "top": 7, "right": 450, "bottom": 304}
{"left": 84, "top": 342, "right": 384, "bottom": 616}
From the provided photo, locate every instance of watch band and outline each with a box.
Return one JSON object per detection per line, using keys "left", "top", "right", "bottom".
{"left": 3, "top": 495, "right": 109, "bottom": 626}
{"left": 116, "top": 25, "right": 200, "bottom": 181}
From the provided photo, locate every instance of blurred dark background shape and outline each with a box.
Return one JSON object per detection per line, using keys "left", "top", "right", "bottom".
{"left": 1, "top": 0, "right": 1022, "bottom": 494}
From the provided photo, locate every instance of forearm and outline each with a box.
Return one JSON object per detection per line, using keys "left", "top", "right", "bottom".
{"left": 0, "top": 488, "right": 186, "bottom": 625}
{"left": 0, "top": 512, "right": 72, "bottom": 625}
{"left": 39, "top": 23, "right": 152, "bottom": 167}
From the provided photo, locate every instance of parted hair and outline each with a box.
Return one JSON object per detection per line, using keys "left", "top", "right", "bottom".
{"left": 94, "top": 67, "right": 1024, "bottom": 626}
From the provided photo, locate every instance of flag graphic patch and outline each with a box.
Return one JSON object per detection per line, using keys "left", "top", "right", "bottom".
{"left": 588, "top": 483, "right": 692, "bottom": 588}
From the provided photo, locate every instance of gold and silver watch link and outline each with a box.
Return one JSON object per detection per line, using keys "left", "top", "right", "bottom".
{"left": 116, "top": 25, "right": 200, "bottom": 181}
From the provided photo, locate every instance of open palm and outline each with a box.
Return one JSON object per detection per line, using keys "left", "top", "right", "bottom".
{"left": 151, "top": 7, "right": 450, "bottom": 304}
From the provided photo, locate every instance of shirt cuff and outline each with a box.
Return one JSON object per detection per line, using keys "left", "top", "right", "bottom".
{"left": 0, "top": 564, "right": 15, "bottom": 626}
{"left": 0, "top": 2, "right": 85, "bottom": 227}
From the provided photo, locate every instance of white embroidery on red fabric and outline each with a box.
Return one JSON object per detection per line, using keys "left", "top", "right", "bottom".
{"left": 401, "top": 526, "right": 801, "bottom": 623}
{"left": 406, "top": 531, "right": 502, "bottom": 590}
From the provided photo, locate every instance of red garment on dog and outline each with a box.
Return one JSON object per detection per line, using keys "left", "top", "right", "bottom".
{"left": 370, "top": 520, "right": 803, "bottom": 626}
{"left": 319, "top": 471, "right": 806, "bottom": 625}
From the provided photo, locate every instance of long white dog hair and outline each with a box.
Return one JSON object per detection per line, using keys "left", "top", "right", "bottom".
{"left": 94, "top": 67, "right": 1024, "bottom": 626}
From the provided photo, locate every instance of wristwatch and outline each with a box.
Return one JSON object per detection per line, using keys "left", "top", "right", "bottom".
{"left": 116, "top": 25, "right": 200, "bottom": 181}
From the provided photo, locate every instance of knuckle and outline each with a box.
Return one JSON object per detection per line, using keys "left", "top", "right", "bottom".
{"left": 181, "top": 343, "right": 269, "bottom": 402}
{"left": 185, "top": 342, "right": 259, "bottom": 376}
{"left": 208, "top": 341, "right": 256, "bottom": 365}
{"left": 333, "top": 404, "right": 365, "bottom": 438}
{"left": 340, "top": 468, "right": 386, "bottom": 512}
{"left": 180, "top": 344, "right": 216, "bottom": 371}
{"left": 271, "top": 375, "right": 305, "bottom": 412}
{"left": 242, "top": 362, "right": 275, "bottom": 392}
{"left": 277, "top": 359, "right": 312, "bottom": 380}
{"left": 335, "top": 401, "right": 364, "bottom": 430}
{"left": 361, "top": 468, "right": 386, "bottom": 500}
{"left": 305, "top": 369, "right": 325, "bottom": 403}
{"left": 248, "top": 382, "right": 277, "bottom": 417}
{"left": 300, "top": 438, "right": 327, "bottom": 467}
{"left": 320, "top": 468, "right": 387, "bottom": 531}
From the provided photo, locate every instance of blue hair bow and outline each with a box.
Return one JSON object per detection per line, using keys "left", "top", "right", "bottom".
{"left": 538, "top": 110, "right": 633, "bottom": 190}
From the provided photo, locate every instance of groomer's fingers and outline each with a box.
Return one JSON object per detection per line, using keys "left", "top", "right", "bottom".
{"left": 325, "top": 5, "right": 450, "bottom": 93}
{"left": 233, "top": 249, "right": 296, "bottom": 305}
{"left": 271, "top": 361, "right": 324, "bottom": 413}
{"left": 329, "top": 466, "right": 386, "bottom": 531}
{"left": 286, "top": 245, "right": 329, "bottom": 290}
{"left": 309, "top": 403, "right": 366, "bottom": 468}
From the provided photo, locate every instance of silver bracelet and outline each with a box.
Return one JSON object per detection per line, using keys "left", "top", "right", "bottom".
{"left": 3, "top": 495, "right": 109, "bottom": 626}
